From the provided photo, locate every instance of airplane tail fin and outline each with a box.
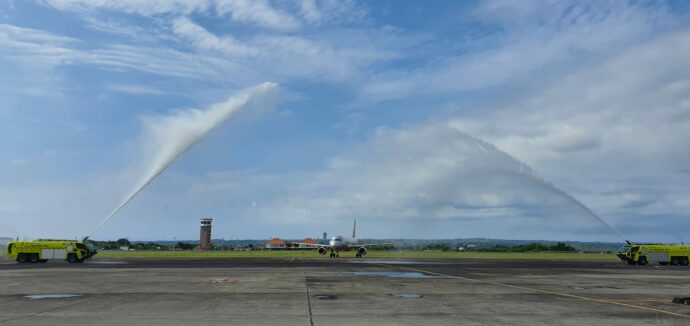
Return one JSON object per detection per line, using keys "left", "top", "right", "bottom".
{"left": 352, "top": 219, "right": 357, "bottom": 238}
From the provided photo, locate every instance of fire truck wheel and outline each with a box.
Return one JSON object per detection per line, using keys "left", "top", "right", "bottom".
{"left": 637, "top": 257, "right": 648, "bottom": 265}
{"left": 681, "top": 257, "right": 689, "bottom": 266}
{"left": 17, "top": 253, "right": 28, "bottom": 263}
{"left": 671, "top": 257, "right": 680, "bottom": 265}
{"left": 30, "top": 254, "right": 39, "bottom": 263}
{"left": 67, "top": 254, "right": 78, "bottom": 263}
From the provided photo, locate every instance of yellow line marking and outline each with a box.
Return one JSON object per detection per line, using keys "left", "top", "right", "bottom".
{"left": 378, "top": 264, "right": 690, "bottom": 319}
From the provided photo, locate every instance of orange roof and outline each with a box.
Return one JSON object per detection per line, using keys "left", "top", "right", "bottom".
{"left": 302, "top": 238, "right": 316, "bottom": 244}
{"left": 268, "top": 238, "right": 286, "bottom": 245}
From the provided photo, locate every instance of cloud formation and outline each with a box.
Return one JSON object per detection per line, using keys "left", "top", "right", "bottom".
{"left": 1, "top": 1, "right": 689, "bottom": 241}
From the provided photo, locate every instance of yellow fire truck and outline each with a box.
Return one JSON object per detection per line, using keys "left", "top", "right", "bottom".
{"left": 617, "top": 242, "right": 690, "bottom": 266}
{"left": 6, "top": 240, "right": 97, "bottom": 263}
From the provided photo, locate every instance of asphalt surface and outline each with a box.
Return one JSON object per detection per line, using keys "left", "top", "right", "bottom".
{"left": 1, "top": 257, "right": 690, "bottom": 325}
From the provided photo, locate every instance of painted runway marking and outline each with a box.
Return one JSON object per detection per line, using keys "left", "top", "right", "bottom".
{"left": 303, "top": 269, "right": 314, "bottom": 326}
{"left": 378, "top": 264, "right": 690, "bottom": 320}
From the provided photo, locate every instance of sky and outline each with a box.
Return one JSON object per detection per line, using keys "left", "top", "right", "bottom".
{"left": 1, "top": 0, "right": 690, "bottom": 242}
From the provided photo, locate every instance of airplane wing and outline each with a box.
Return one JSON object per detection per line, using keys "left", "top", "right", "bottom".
{"left": 294, "top": 243, "right": 330, "bottom": 248}
{"left": 349, "top": 243, "right": 398, "bottom": 249}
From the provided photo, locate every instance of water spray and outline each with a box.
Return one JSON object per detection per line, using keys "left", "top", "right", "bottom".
{"left": 85, "top": 82, "right": 278, "bottom": 239}
{"left": 442, "top": 125, "right": 624, "bottom": 240}
{"left": 493, "top": 169, "right": 623, "bottom": 240}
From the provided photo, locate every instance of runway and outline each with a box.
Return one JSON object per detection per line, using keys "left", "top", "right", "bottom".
{"left": 1, "top": 258, "right": 689, "bottom": 325}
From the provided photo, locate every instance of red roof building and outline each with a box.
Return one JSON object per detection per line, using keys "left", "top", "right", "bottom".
{"left": 296, "top": 238, "right": 317, "bottom": 249}
{"left": 265, "top": 238, "right": 287, "bottom": 250}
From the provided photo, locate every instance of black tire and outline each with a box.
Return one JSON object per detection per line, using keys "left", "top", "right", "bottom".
{"left": 671, "top": 257, "right": 680, "bottom": 265}
{"left": 638, "top": 256, "right": 648, "bottom": 265}
{"left": 17, "top": 253, "right": 28, "bottom": 263}
{"left": 681, "top": 257, "right": 689, "bottom": 266}
{"left": 30, "top": 254, "right": 39, "bottom": 263}
{"left": 67, "top": 254, "right": 78, "bottom": 263}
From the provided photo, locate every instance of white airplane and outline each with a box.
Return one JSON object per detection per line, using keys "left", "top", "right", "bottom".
{"left": 298, "top": 220, "right": 395, "bottom": 258}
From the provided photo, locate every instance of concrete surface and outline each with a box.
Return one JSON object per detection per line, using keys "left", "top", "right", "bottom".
{"left": 1, "top": 258, "right": 689, "bottom": 325}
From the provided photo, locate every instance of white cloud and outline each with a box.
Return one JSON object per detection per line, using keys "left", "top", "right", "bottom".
{"left": 361, "top": 0, "right": 674, "bottom": 101}
{"left": 39, "top": 0, "right": 211, "bottom": 16}
{"left": 297, "top": 0, "right": 367, "bottom": 25}
{"left": 216, "top": 0, "right": 299, "bottom": 30}
{"left": 1, "top": 14, "right": 406, "bottom": 92}
{"left": 461, "top": 30, "right": 690, "bottom": 171}
{"left": 0, "top": 24, "right": 252, "bottom": 84}
{"left": 106, "top": 84, "right": 165, "bottom": 95}
{"left": 0, "top": 23, "right": 78, "bottom": 66}
{"left": 168, "top": 18, "right": 403, "bottom": 82}
{"left": 41, "top": 0, "right": 367, "bottom": 30}
{"left": 171, "top": 17, "right": 257, "bottom": 56}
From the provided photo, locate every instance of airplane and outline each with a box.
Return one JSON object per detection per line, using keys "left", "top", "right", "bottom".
{"left": 297, "top": 220, "right": 395, "bottom": 258}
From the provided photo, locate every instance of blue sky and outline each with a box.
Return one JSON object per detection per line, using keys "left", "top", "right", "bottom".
{"left": 1, "top": 0, "right": 690, "bottom": 242}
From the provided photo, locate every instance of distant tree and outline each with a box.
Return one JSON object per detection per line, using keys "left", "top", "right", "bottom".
{"left": 176, "top": 242, "right": 195, "bottom": 250}
{"left": 549, "top": 242, "right": 576, "bottom": 252}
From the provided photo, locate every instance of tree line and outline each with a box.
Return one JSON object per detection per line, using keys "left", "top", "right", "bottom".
{"left": 479, "top": 242, "right": 577, "bottom": 252}
{"left": 90, "top": 239, "right": 577, "bottom": 253}
{"left": 92, "top": 239, "right": 196, "bottom": 251}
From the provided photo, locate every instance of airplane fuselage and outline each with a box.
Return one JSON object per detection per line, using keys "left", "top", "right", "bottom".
{"left": 329, "top": 236, "right": 357, "bottom": 251}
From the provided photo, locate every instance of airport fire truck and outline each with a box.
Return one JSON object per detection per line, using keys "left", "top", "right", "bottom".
{"left": 6, "top": 240, "right": 97, "bottom": 263}
{"left": 617, "top": 242, "right": 690, "bottom": 266}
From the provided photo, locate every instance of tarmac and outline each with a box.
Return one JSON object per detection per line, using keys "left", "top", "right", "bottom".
{"left": 1, "top": 257, "right": 690, "bottom": 325}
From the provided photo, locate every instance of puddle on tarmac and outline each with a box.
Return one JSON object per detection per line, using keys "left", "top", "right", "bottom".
{"left": 313, "top": 294, "right": 336, "bottom": 300}
{"left": 25, "top": 294, "right": 81, "bottom": 300}
{"left": 341, "top": 271, "right": 444, "bottom": 279}
{"left": 391, "top": 293, "right": 423, "bottom": 298}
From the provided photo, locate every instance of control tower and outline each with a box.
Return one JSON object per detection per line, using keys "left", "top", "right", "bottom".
{"left": 198, "top": 218, "right": 213, "bottom": 251}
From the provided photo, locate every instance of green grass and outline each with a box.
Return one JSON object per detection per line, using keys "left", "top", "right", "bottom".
{"left": 95, "top": 250, "right": 618, "bottom": 261}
